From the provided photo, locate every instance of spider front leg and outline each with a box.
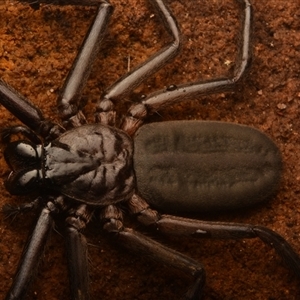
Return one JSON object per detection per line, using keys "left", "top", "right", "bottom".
{"left": 122, "top": 0, "right": 252, "bottom": 135}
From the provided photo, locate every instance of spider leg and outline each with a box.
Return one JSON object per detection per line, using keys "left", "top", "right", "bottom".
{"left": 0, "top": 1, "right": 112, "bottom": 136}
{"left": 122, "top": 0, "right": 252, "bottom": 135}
{"left": 2, "top": 198, "right": 40, "bottom": 220}
{"left": 21, "top": 0, "right": 106, "bottom": 9}
{"left": 101, "top": 205, "right": 205, "bottom": 300}
{"left": 128, "top": 195, "right": 300, "bottom": 280}
{"left": 156, "top": 215, "right": 300, "bottom": 278}
{"left": 1, "top": 126, "right": 42, "bottom": 144}
{"left": 5, "top": 199, "right": 55, "bottom": 300}
{"left": 64, "top": 204, "right": 93, "bottom": 300}
{"left": 95, "top": 0, "right": 181, "bottom": 126}
{"left": 119, "top": 228, "right": 205, "bottom": 300}
{"left": 0, "top": 80, "right": 63, "bottom": 140}
{"left": 57, "top": 1, "right": 113, "bottom": 128}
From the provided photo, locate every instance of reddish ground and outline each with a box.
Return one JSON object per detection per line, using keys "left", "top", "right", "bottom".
{"left": 0, "top": 0, "right": 299, "bottom": 299}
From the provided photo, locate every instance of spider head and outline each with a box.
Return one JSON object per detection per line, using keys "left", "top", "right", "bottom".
{"left": 4, "top": 140, "right": 44, "bottom": 194}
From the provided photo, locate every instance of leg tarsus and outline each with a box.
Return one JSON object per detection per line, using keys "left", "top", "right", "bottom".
{"left": 186, "top": 276, "right": 205, "bottom": 300}
{"left": 253, "top": 226, "right": 300, "bottom": 277}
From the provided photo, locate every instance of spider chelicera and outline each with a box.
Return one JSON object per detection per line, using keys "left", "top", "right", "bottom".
{"left": 1, "top": 0, "right": 300, "bottom": 299}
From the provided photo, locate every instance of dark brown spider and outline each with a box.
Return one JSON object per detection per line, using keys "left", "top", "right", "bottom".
{"left": 1, "top": 0, "right": 300, "bottom": 299}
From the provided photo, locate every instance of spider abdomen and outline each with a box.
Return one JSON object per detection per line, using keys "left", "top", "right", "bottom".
{"left": 134, "top": 121, "right": 282, "bottom": 213}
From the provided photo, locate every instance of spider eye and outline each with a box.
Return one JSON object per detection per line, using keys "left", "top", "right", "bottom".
{"left": 4, "top": 141, "right": 41, "bottom": 171}
{"left": 5, "top": 169, "right": 40, "bottom": 195}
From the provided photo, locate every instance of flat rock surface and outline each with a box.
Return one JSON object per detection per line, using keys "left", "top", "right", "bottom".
{"left": 0, "top": 0, "right": 299, "bottom": 299}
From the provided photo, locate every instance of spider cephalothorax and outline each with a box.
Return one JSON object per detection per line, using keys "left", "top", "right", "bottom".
{"left": 5, "top": 124, "right": 135, "bottom": 204}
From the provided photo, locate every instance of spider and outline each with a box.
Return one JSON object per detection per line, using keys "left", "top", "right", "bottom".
{"left": 1, "top": 0, "right": 300, "bottom": 299}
